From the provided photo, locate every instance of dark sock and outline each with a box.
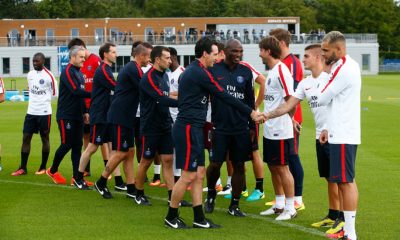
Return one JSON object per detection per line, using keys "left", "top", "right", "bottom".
{"left": 51, "top": 144, "right": 71, "bottom": 174}
{"left": 230, "top": 197, "right": 240, "bottom": 207}
{"left": 136, "top": 189, "right": 144, "bottom": 197}
{"left": 71, "top": 146, "right": 81, "bottom": 179}
{"left": 339, "top": 211, "right": 345, "bottom": 221}
{"left": 242, "top": 182, "right": 247, "bottom": 191}
{"left": 40, "top": 151, "right": 49, "bottom": 170}
{"left": 288, "top": 154, "right": 304, "bottom": 196}
{"left": 103, "top": 160, "right": 108, "bottom": 166}
{"left": 97, "top": 175, "right": 108, "bottom": 188}
{"left": 20, "top": 151, "right": 29, "bottom": 170}
{"left": 255, "top": 178, "right": 264, "bottom": 192}
{"left": 168, "top": 190, "right": 172, "bottom": 200}
{"left": 193, "top": 204, "right": 205, "bottom": 223}
{"left": 328, "top": 209, "right": 340, "bottom": 220}
{"left": 115, "top": 175, "right": 123, "bottom": 186}
{"left": 207, "top": 189, "right": 217, "bottom": 199}
{"left": 166, "top": 206, "right": 178, "bottom": 221}
{"left": 76, "top": 171, "right": 84, "bottom": 181}
{"left": 127, "top": 184, "right": 136, "bottom": 195}
{"left": 174, "top": 175, "right": 180, "bottom": 183}
{"left": 153, "top": 174, "right": 160, "bottom": 181}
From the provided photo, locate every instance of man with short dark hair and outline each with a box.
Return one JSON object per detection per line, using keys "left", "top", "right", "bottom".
{"left": 12, "top": 53, "right": 57, "bottom": 176}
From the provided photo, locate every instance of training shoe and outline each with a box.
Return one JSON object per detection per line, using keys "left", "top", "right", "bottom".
{"left": 149, "top": 179, "right": 161, "bottom": 187}
{"left": 275, "top": 209, "right": 297, "bottom": 221}
{"left": 83, "top": 171, "right": 91, "bottom": 177}
{"left": 165, "top": 217, "right": 188, "bottom": 229}
{"left": 326, "top": 229, "right": 344, "bottom": 239}
{"left": 115, "top": 183, "right": 127, "bottom": 191}
{"left": 204, "top": 196, "right": 216, "bottom": 213}
{"left": 11, "top": 168, "right": 27, "bottom": 176}
{"left": 180, "top": 200, "right": 192, "bottom": 207}
{"left": 70, "top": 178, "right": 93, "bottom": 187}
{"left": 35, "top": 169, "right": 46, "bottom": 175}
{"left": 246, "top": 189, "right": 265, "bottom": 202}
{"left": 73, "top": 178, "right": 90, "bottom": 190}
{"left": 134, "top": 195, "right": 152, "bottom": 206}
{"left": 215, "top": 184, "right": 223, "bottom": 192}
{"left": 295, "top": 201, "right": 305, "bottom": 211}
{"left": 46, "top": 168, "right": 66, "bottom": 184}
{"left": 311, "top": 216, "right": 335, "bottom": 228}
{"left": 217, "top": 185, "right": 232, "bottom": 195}
{"left": 260, "top": 206, "right": 284, "bottom": 216}
{"left": 265, "top": 199, "right": 276, "bottom": 206}
{"left": 94, "top": 182, "right": 113, "bottom": 199}
{"left": 193, "top": 218, "right": 221, "bottom": 229}
{"left": 224, "top": 189, "right": 249, "bottom": 199}
{"left": 325, "top": 219, "right": 345, "bottom": 235}
{"left": 126, "top": 191, "right": 136, "bottom": 199}
{"left": 228, "top": 205, "right": 246, "bottom": 217}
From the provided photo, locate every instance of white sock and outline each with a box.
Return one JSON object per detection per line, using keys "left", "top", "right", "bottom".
{"left": 275, "top": 195, "right": 285, "bottom": 209}
{"left": 294, "top": 196, "right": 303, "bottom": 205}
{"left": 173, "top": 168, "right": 181, "bottom": 177}
{"left": 344, "top": 211, "right": 357, "bottom": 239}
{"left": 227, "top": 176, "right": 232, "bottom": 186}
{"left": 216, "top": 178, "right": 221, "bottom": 186}
{"left": 154, "top": 164, "right": 161, "bottom": 174}
{"left": 285, "top": 197, "right": 295, "bottom": 211}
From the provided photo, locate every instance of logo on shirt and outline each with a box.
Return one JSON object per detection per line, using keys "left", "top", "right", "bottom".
{"left": 66, "top": 122, "right": 71, "bottom": 130}
{"left": 192, "top": 159, "right": 198, "bottom": 168}
{"left": 201, "top": 96, "right": 207, "bottom": 104}
{"left": 145, "top": 149, "right": 152, "bottom": 158}
{"left": 267, "top": 78, "right": 271, "bottom": 86}
{"left": 264, "top": 95, "right": 275, "bottom": 101}
{"left": 39, "top": 79, "right": 45, "bottom": 85}
{"left": 171, "top": 79, "right": 175, "bottom": 85}
{"left": 96, "top": 136, "right": 101, "bottom": 143}
{"left": 87, "top": 66, "right": 92, "bottom": 71}
{"left": 236, "top": 76, "right": 244, "bottom": 84}
{"left": 305, "top": 87, "right": 311, "bottom": 91}
{"left": 123, "top": 141, "right": 128, "bottom": 149}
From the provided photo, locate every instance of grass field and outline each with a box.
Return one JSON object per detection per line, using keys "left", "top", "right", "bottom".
{"left": 0, "top": 75, "right": 399, "bottom": 239}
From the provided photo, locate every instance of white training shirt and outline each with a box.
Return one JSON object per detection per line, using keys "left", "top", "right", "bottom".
{"left": 263, "top": 61, "right": 294, "bottom": 140}
{"left": 168, "top": 66, "right": 185, "bottom": 122}
{"left": 136, "top": 64, "right": 152, "bottom": 117}
{"left": 293, "top": 72, "right": 330, "bottom": 139}
{"left": 317, "top": 55, "right": 361, "bottom": 145}
{"left": 26, "top": 68, "right": 58, "bottom": 115}
{"left": 0, "top": 78, "right": 4, "bottom": 94}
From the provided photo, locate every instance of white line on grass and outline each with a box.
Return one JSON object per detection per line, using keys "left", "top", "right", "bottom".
{"left": 0, "top": 179, "right": 325, "bottom": 238}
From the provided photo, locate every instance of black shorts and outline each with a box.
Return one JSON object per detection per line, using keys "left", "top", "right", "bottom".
{"left": 141, "top": 132, "right": 174, "bottom": 159}
{"left": 251, "top": 124, "right": 260, "bottom": 151}
{"left": 329, "top": 144, "right": 357, "bottom": 183}
{"left": 23, "top": 114, "right": 51, "bottom": 135}
{"left": 211, "top": 131, "right": 251, "bottom": 163}
{"left": 173, "top": 121, "right": 205, "bottom": 172}
{"left": 83, "top": 123, "right": 90, "bottom": 134}
{"left": 57, "top": 119, "right": 83, "bottom": 147}
{"left": 203, "top": 122, "right": 213, "bottom": 150}
{"left": 316, "top": 140, "right": 330, "bottom": 178}
{"left": 89, "top": 123, "right": 110, "bottom": 145}
{"left": 263, "top": 137, "right": 294, "bottom": 166}
{"left": 110, "top": 124, "right": 134, "bottom": 152}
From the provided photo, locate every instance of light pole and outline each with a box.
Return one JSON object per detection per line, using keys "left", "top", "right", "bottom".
{"left": 104, "top": 17, "right": 110, "bottom": 43}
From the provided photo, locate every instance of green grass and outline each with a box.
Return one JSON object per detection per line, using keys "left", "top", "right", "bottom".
{"left": 0, "top": 75, "right": 399, "bottom": 239}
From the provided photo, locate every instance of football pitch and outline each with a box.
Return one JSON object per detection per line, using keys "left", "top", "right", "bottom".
{"left": 0, "top": 74, "right": 399, "bottom": 239}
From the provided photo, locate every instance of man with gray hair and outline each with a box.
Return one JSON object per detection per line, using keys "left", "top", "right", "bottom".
{"left": 46, "top": 45, "right": 92, "bottom": 185}
{"left": 318, "top": 31, "right": 361, "bottom": 240}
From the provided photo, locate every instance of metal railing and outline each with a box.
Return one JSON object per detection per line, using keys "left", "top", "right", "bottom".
{"left": 0, "top": 33, "right": 377, "bottom": 47}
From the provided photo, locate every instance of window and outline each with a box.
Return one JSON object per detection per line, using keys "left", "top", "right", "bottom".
{"left": 46, "top": 29, "right": 55, "bottom": 45}
{"left": 23, "top": 57, "right": 30, "bottom": 74}
{"left": 71, "top": 28, "right": 79, "bottom": 38}
{"left": 2, "top": 58, "right": 10, "bottom": 74}
{"left": 362, "top": 54, "right": 370, "bottom": 71}
{"left": 112, "top": 56, "right": 131, "bottom": 73}
{"left": 183, "top": 55, "right": 195, "bottom": 67}
{"left": 95, "top": 28, "right": 104, "bottom": 44}
{"left": 45, "top": 57, "right": 51, "bottom": 71}
{"left": 110, "top": 28, "right": 119, "bottom": 43}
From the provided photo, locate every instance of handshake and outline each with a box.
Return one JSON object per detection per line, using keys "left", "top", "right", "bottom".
{"left": 250, "top": 110, "right": 270, "bottom": 124}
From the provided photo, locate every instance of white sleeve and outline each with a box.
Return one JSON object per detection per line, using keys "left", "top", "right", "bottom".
{"left": 293, "top": 80, "right": 306, "bottom": 100}
{"left": 278, "top": 65, "right": 294, "bottom": 97}
{"left": 319, "top": 70, "right": 350, "bottom": 106}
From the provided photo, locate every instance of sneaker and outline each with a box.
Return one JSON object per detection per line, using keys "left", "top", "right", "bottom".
{"left": 260, "top": 206, "right": 284, "bottom": 216}
{"left": 217, "top": 185, "right": 232, "bottom": 195}
{"left": 228, "top": 205, "right": 246, "bottom": 217}
{"left": 70, "top": 178, "right": 93, "bottom": 187}
{"left": 275, "top": 209, "right": 297, "bottom": 221}
{"left": 193, "top": 218, "right": 221, "bottom": 229}
{"left": 73, "top": 178, "right": 90, "bottom": 190}
{"left": 126, "top": 191, "right": 136, "bottom": 199}
{"left": 94, "top": 182, "right": 113, "bottom": 199}
{"left": 164, "top": 217, "right": 188, "bottom": 229}
{"left": 134, "top": 195, "right": 152, "bottom": 206}
{"left": 35, "top": 169, "right": 46, "bottom": 175}
{"left": 295, "top": 201, "right": 305, "bottom": 211}
{"left": 265, "top": 199, "right": 276, "bottom": 206}
{"left": 11, "top": 168, "right": 27, "bottom": 176}
{"left": 149, "top": 179, "right": 161, "bottom": 187}
{"left": 215, "top": 184, "right": 223, "bottom": 192}
{"left": 311, "top": 216, "right": 335, "bottom": 228}
{"left": 179, "top": 200, "right": 192, "bottom": 207}
{"left": 204, "top": 196, "right": 216, "bottom": 213}
{"left": 224, "top": 189, "right": 249, "bottom": 199}
{"left": 83, "top": 171, "right": 91, "bottom": 177}
{"left": 202, "top": 187, "right": 208, "bottom": 192}
{"left": 326, "top": 229, "right": 344, "bottom": 239}
{"left": 246, "top": 189, "right": 265, "bottom": 202}
{"left": 46, "top": 168, "right": 66, "bottom": 184}
{"left": 115, "top": 183, "right": 127, "bottom": 191}
{"left": 325, "top": 219, "right": 345, "bottom": 235}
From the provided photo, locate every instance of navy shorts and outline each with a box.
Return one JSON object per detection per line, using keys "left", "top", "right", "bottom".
{"left": 57, "top": 119, "right": 83, "bottom": 147}
{"left": 329, "top": 144, "right": 357, "bottom": 183}
{"left": 83, "top": 123, "right": 90, "bottom": 134}
{"left": 141, "top": 132, "right": 174, "bottom": 159}
{"left": 203, "top": 121, "right": 213, "bottom": 150}
{"left": 251, "top": 124, "right": 260, "bottom": 151}
{"left": 110, "top": 124, "right": 134, "bottom": 152}
{"left": 173, "top": 121, "right": 205, "bottom": 172}
{"left": 89, "top": 123, "right": 110, "bottom": 145}
{"left": 23, "top": 114, "right": 51, "bottom": 135}
{"left": 263, "top": 137, "right": 294, "bottom": 166}
{"left": 211, "top": 131, "right": 251, "bottom": 163}
{"left": 316, "top": 140, "right": 330, "bottom": 178}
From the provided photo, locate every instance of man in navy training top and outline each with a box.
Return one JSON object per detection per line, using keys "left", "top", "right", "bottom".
{"left": 164, "top": 37, "right": 265, "bottom": 229}
{"left": 46, "top": 45, "right": 91, "bottom": 185}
